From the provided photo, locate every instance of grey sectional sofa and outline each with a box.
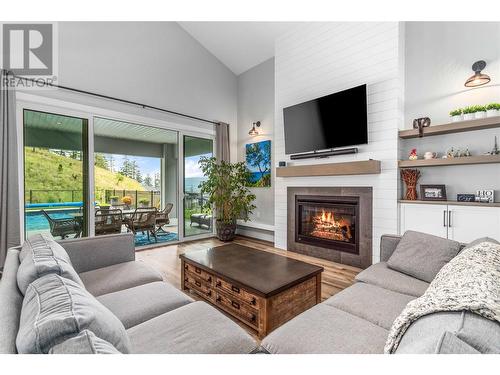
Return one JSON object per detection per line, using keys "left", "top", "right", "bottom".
{"left": 261, "top": 234, "right": 500, "bottom": 354}
{"left": 0, "top": 233, "right": 257, "bottom": 354}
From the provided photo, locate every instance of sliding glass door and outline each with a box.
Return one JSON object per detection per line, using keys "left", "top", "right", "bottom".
{"left": 23, "top": 109, "right": 88, "bottom": 239}
{"left": 183, "top": 135, "right": 214, "bottom": 237}
{"left": 93, "top": 117, "right": 179, "bottom": 247}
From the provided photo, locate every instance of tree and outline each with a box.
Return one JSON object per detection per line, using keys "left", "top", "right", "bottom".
{"left": 120, "top": 157, "right": 133, "bottom": 178}
{"left": 144, "top": 174, "right": 152, "bottom": 187}
{"left": 154, "top": 173, "right": 160, "bottom": 189}
{"left": 94, "top": 153, "right": 109, "bottom": 170}
{"left": 108, "top": 155, "right": 115, "bottom": 172}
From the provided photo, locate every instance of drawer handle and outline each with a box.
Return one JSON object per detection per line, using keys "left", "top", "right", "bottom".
{"left": 216, "top": 296, "right": 221, "bottom": 303}
{"left": 216, "top": 281, "right": 221, "bottom": 288}
{"left": 231, "top": 285, "right": 240, "bottom": 293}
{"left": 251, "top": 314, "right": 256, "bottom": 322}
{"left": 195, "top": 267, "right": 202, "bottom": 274}
{"left": 250, "top": 297, "right": 257, "bottom": 305}
{"left": 231, "top": 301, "right": 240, "bottom": 310}
{"left": 207, "top": 276, "right": 212, "bottom": 283}
{"left": 184, "top": 264, "right": 188, "bottom": 270}
{"left": 206, "top": 290, "right": 212, "bottom": 297}
{"left": 195, "top": 280, "right": 201, "bottom": 287}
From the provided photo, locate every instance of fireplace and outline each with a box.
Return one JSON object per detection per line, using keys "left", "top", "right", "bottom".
{"left": 287, "top": 187, "right": 372, "bottom": 269}
{"left": 295, "top": 195, "right": 359, "bottom": 255}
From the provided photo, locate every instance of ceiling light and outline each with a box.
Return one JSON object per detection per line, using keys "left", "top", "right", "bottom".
{"left": 465, "top": 60, "right": 491, "bottom": 87}
{"left": 248, "top": 121, "right": 261, "bottom": 136}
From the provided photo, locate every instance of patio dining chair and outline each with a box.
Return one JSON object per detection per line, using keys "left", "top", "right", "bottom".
{"left": 41, "top": 210, "right": 82, "bottom": 239}
{"left": 95, "top": 209, "right": 123, "bottom": 236}
{"left": 124, "top": 207, "right": 158, "bottom": 242}
{"left": 155, "top": 203, "right": 174, "bottom": 234}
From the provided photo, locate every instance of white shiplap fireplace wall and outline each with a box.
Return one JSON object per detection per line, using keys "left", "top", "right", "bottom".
{"left": 274, "top": 22, "right": 404, "bottom": 264}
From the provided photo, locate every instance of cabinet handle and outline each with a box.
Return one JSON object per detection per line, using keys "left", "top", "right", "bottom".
{"left": 250, "top": 297, "right": 257, "bottom": 306}
{"left": 231, "top": 285, "right": 240, "bottom": 293}
{"left": 448, "top": 210, "right": 452, "bottom": 227}
{"left": 195, "top": 267, "right": 202, "bottom": 274}
{"left": 443, "top": 210, "right": 447, "bottom": 227}
{"left": 231, "top": 301, "right": 240, "bottom": 310}
{"left": 195, "top": 280, "right": 201, "bottom": 287}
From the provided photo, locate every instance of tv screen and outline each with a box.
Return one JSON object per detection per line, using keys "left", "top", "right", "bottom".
{"left": 283, "top": 84, "right": 367, "bottom": 155}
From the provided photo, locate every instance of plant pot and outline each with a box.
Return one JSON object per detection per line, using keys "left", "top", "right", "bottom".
{"left": 216, "top": 219, "right": 237, "bottom": 241}
{"left": 451, "top": 115, "right": 462, "bottom": 123}
{"left": 110, "top": 198, "right": 119, "bottom": 205}
{"left": 462, "top": 113, "right": 475, "bottom": 121}
{"left": 487, "top": 109, "right": 499, "bottom": 117}
{"left": 474, "top": 111, "right": 486, "bottom": 119}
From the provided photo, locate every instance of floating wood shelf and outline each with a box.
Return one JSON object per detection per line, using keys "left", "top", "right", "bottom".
{"left": 399, "top": 200, "right": 500, "bottom": 208}
{"left": 276, "top": 160, "right": 381, "bottom": 177}
{"left": 398, "top": 116, "right": 500, "bottom": 139}
{"left": 398, "top": 154, "right": 500, "bottom": 168}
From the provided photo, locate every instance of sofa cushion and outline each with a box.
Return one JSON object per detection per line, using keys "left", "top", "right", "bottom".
{"left": 48, "top": 330, "right": 121, "bottom": 354}
{"left": 261, "top": 303, "right": 388, "bottom": 354}
{"left": 79, "top": 261, "right": 163, "bottom": 296}
{"left": 396, "top": 311, "right": 500, "bottom": 354}
{"left": 355, "top": 262, "right": 429, "bottom": 297}
{"left": 127, "top": 301, "right": 257, "bottom": 354}
{"left": 324, "top": 283, "right": 415, "bottom": 330}
{"left": 436, "top": 332, "right": 480, "bottom": 354}
{"left": 387, "top": 230, "right": 461, "bottom": 283}
{"left": 16, "top": 274, "right": 131, "bottom": 354}
{"left": 17, "top": 233, "right": 83, "bottom": 294}
{"left": 97, "top": 281, "right": 194, "bottom": 329}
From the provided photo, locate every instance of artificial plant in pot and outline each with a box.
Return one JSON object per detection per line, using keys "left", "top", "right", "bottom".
{"left": 449, "top": 108, "right": 463, "bottom": 122}
{"left": 486, "top": 103, "right": 500, "bottom": 117}
{"left": 198, "top": 157, "right": 256, "bottom": 241}
{"left": 473, "top": 105, "right": 487, "bottom": 119}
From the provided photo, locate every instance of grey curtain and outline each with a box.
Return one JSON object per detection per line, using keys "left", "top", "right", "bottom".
{"left": 215, "top": 122, "right": 230, "bottom": 162}
{"left": 0, "top": 70, "right": 20, "bottom": 268}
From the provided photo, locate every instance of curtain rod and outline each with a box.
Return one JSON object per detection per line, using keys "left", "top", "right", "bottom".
{"left": 7, "top": 72, "right": 219, "bottom": 125}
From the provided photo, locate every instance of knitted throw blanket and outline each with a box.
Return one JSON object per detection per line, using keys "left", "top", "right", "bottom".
{"left": 384, "top": 241, "right": 500, "bottom": 354}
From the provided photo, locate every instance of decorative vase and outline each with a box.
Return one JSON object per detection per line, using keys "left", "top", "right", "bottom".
{"left": 216, "top": 219, "right": 237, "bottom": 241}
{"left": 451, "top": 115, "right": 462, "bottom": 123}
{"left": 401, "top": 169, "right": 421, "bottom": 201}
{"left": 487, "top": 109, "right": 499, "bottom": 118}
{"left": 475, "top": 111, "right": 486, "bottom": 119}
{"left": 405, "top": 184, "right": 418, "bottom": 200}
{"left": 463, "top": 113, "right": 475, "bottom": 121}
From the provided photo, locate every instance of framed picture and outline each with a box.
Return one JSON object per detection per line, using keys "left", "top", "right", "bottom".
{"left": 420, "top": 184, "right": 447, "bottom": 201}
{"left": 246, "top": 140, "right": 271, "bottom": 187}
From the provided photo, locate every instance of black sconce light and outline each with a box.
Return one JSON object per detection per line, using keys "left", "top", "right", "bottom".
{"left": 248, "top": 121, "right": 261, "bottom": 136}
{"left": 464, "top": 60, "right": 491, "bottom": 87}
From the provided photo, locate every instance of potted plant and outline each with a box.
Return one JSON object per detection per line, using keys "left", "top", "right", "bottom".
{"left": 473, "top": 105, "right": 487, "bottom": 119}
{"left": 99, "top": 203, "right": 111, "bottom": 211}
{"left": 109, "top": 195, "right": 119, "bottom": 205}
{"left": 138, "top": 198, "right": 150, "bottom": 208}
{"left": 462, "top": 106, "right": 476, "bottom": 121}
{"left": 486, "top": 103, "right": 500, "bottom": 117}
{"left": 199, "top": 157, "right": 256, "bottom": 241}
{"left": 449, "top": 108, "right": 463, "bottom": 122}
{"left": 121, "top": 195, "right": 133, "bottom": 209}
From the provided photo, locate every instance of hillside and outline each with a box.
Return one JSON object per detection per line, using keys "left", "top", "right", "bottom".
{"left": 25, "top": 148, "right": 145, "bottom": 204}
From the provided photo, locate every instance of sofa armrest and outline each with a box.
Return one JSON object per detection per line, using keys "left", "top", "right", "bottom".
{"left": 59, "top": 233, "right": 135, "bottom": 273}
{"left": 380, "top": 234, "right": 402, "bottom": 262}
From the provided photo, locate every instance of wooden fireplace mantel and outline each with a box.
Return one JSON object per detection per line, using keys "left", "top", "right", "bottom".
{"left": 276, "top": 160, "right": 381, "bottom": 178}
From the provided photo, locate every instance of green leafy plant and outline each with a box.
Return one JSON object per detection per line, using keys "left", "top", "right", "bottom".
{"left": 462, "top": 106, "right": 476, "bottom": 114}
{"left": 99, "top": 203, "right": 111, "bottom": 208}
{"left": 472, "top": 105, "right": 486, "bottom": 112}
{"left": 486, "top": 103, "right": 500, "bottom": 110}
{"left": 138, "top": 198, "right": 150, "bottom": 205}
{"left": 109, "top": 195, "right": 119, "bottom": 200}
{"left": 198, "top": 157, "right": 256, "bottom": 224}
{"left": 449, "top": 108, "right": 462, "bottom": 116}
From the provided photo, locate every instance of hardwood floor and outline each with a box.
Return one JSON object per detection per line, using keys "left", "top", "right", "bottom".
{"left": 136, "top": 235, "right": 361, "bottom": 302}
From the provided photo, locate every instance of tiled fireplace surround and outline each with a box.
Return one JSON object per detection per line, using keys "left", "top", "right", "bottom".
{"left": 287, "top": 187, "right": 373, "bottom": 269}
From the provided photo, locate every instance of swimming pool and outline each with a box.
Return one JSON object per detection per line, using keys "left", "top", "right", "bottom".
{"left": 25, "top": 209, "right": 80, "bottom": 232}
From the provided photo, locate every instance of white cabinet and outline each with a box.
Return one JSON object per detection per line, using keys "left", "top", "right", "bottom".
{"left": 400, "top": 203, "right": 500, "bottom": 242}
{"left": 400, "top": 203, "right": 448, "bottom": 238}
{"left": 447, "top": 206, "right": 500, "bottom": 243}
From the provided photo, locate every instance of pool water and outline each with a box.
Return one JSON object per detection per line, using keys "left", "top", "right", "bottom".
{"left": 25, "top": 209, "right": 80, "bottom": 231}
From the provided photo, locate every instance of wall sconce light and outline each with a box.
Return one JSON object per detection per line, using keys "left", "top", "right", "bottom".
{"left": 248, "top": 121, "right": 261, "bottom": 136}
{"left": 464, "top": 60, "right": 491, "bottom": 87}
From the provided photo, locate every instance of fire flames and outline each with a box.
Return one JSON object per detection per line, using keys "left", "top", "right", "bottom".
{"left": 310, "top": 209, "right": 353, "bottom": 242}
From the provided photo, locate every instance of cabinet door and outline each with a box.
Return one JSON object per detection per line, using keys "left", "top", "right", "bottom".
{"left": 447, "top": 206, "right": 500, "bottom": 243}
{"left": 399, "top": 203, "right": 448, "bottom": 238}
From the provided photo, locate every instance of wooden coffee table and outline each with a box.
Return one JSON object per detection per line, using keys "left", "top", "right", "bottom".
{"left": 180, "top": 244, "right": 323, "bottom": 338}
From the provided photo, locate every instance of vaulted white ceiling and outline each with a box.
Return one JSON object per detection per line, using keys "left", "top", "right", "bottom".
{"left": 178, "top": 22, "right": 302, "bottom": 75}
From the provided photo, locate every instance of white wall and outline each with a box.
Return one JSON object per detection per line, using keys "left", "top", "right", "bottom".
{"left": 274, "top": 22, "right": 404, "bottom": 263}
{"left": 22, "top": 22, "right": 239, "bottom": 161}
{"left": 404, "top": 22, "right": 500, "bottom": 200}
{"left": 237, "top": 58, "right": 275, "bottom": 225}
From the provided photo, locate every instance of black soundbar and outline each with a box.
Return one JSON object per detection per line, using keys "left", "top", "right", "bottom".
{"left": 290, "top": 147, "right": 358, "bottom": 160}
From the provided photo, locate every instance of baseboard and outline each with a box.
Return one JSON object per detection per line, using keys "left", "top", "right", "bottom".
{"left": 236, "top": 225, "right": 274, "bottom": 243}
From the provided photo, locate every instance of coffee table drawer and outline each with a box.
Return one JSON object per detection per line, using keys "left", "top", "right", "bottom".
{"left": 215, "top": 277, "right": 259, "bottom": 308}
{"left": 215, "top": 291, "right": 259, "bottom": 329}
{"left": 184, "top": 263, "right": 213, "bottom": 284}
{"left": 184, "top": 272, "right": 214, "bottom": 301}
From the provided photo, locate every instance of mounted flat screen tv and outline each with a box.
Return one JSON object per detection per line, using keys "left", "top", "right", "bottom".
{"left": 283, "top": 84, "right": 367, "bottom": 155}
